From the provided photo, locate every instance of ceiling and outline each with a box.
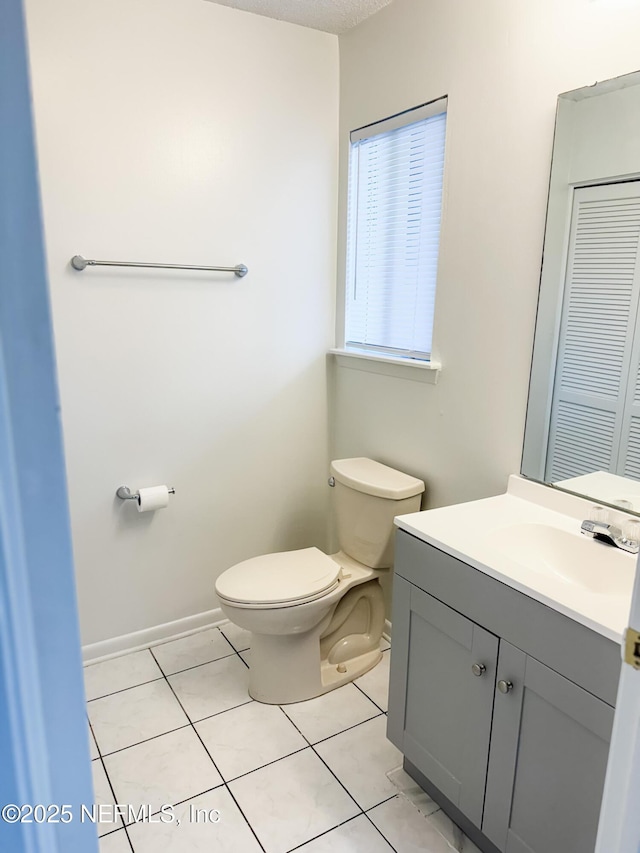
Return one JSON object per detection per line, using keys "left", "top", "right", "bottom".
{"left": 205, "top": 0, "right": 394, "bottom": 35}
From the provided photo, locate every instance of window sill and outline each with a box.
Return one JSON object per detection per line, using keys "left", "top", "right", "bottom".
{"left": 329, "top": 348, "right": 441, "bottom": 384}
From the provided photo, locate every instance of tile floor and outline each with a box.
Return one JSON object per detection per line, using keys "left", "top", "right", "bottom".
{"left": 85, "top": 623, "right": 482, "bottom": 853}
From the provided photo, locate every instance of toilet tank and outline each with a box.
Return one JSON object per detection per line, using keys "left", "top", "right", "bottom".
{"left": 330, "top": 458, "right": 425, "bottom": 569}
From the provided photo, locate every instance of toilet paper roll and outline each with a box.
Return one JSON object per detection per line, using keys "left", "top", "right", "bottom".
{"left": 137, "top": 485, "right": 170, "bottom": 513}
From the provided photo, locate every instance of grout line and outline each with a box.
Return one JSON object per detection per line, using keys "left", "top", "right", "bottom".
{"left": 87, "top": 645, "right": 244, "bottom": 703}
{"left": 149, "top": 626, "right": 241, "bottom": 675}
{"left": 217, "top": 625, "right": 251, "bottom": 653}
{"left": 352, "top": 680, "right": 387, "bottom": 714}
{"left": 121, "top": 822, "right": 136, "bottom": 853}
{"left": 226, "top": 643, "right": 251, "bottom": 655}
{"left": 274, "top": 706, "right": 364, "bottom": 814}
{"left": 309, "top": 744, "right": 387, "bottom": 817}
{"left": 84, "top": 628, "right": 245, "bottom": 693}
{"left": 283, "top": 813, "right": 369, "bottom": 852}
{"left": 216, "top": 783, "right": 267, "bottom": 853}
{"left": 217, "top": 629, "right": 249, "bottom": 656}
{"left": 95, "top": 753, "right": 127, "bottom": 840}
{"left": 96, "top": 690, "right": 260, "bottom": 759}
{"left": 97, "top": 722, "right": 193, "bottom": 759}
{"left": 147, "top": 646, "right": 268, "bottom": 853}
{"left": 309, "top": 747, "right": 382, "bottom": 831}
{"left": 364, "top": 792, "right": 398, "bottom": 812}
{"left": 220, "top": 745, "right": 311, "bottom": 785}
{"left": 163, "top": 651, "right": 252, "bottom": 685}
{"left": 157, "top": 650, "right": 238, "bottom": 678}
{"left": 88, "top": 718, "right": 102, "bottom": 761}
{"left": 362, "top": 806, "right": 400, "bottom": 853}
{"left": 274, "top": 696, "right": 401, "bottom": 853}
{"left": 281, "top": 710, "right": 384, "bottom": 748}
{"left": 188, "top": 697, "right": 254, "bottom": 725}
{"left": 87, "top": 675, "right": 166, "bottom": 704}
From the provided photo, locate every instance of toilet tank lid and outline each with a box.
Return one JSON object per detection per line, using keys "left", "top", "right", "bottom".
{"left": 330, "top": 458, "right": 425, "bottom": 500}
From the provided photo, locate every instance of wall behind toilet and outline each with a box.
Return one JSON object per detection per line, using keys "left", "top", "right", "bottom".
{"left": 332, "top": 0, "right": 640, "bottom": 512}
{"left": 25, "top": 0, "right": 339, "bottom": 647}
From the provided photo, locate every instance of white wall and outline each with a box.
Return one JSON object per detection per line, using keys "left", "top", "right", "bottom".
{"left": 334, "top": 0, "right": 640, "bottom": 510}
{"left": 25, "top": 0, "right": 338, "bottom": 646}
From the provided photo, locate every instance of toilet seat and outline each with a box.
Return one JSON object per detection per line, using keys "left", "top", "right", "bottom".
{"left": 215, "top": 547, "right": 342, "bottom": 609}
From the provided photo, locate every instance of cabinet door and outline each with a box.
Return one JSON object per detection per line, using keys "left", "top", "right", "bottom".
{"left": 483, "top": 641, "right": 614, "bottom": 853}
{"left": 387, "top": 577, "right": 499, "bottom": 826}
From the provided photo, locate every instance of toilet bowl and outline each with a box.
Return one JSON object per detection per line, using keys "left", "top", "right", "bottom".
{"left": 215, "top": 458, "right": 425, "bottom": 704}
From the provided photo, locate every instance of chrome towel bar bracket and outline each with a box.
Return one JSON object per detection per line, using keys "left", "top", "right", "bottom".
{"left": 71, "top": 255, "right": 248, "bottom": 278}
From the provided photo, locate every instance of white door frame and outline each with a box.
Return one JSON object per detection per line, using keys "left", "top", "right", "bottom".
{"left": 0, "top": 1, "right": 98, "bottom": 851}
{"left": 596, "top": 556, "right": 640, "bottom": 852}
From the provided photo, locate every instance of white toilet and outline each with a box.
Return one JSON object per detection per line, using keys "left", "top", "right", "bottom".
{"left": 215, "top": 458, "right": 425, "bottom": 704}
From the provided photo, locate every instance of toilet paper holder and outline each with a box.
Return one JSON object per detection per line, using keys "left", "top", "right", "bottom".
{"left": 116, "top": 485, "right": 176, "bottom": 501}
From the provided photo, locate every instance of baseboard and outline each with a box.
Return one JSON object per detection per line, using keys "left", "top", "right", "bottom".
{"left": 82, "top": 607, "right": 226, "bottom": 664}
{"left": 84, "top": 609, "right": 391, "bottom": 665}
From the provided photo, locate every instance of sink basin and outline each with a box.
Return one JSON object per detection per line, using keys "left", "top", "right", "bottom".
{"left": 394, "top": 475, "right": 638, "bottom": 641}
{"left": 490, "top": 523, "right": 634, "bottom": 597}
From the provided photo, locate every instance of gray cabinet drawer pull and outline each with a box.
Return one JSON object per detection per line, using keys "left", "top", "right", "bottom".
{"left": 472, "top": 663, "right": 487, "bottom": 677}
{"left": 497, "top": 679, "right": 513, "bottom": 694}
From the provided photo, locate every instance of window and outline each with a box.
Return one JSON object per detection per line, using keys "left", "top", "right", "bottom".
{"left": 344, "top": 98, "right": 447, "bottom": 362}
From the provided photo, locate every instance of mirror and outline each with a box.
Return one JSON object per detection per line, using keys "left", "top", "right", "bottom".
{"left": 522, "top": 70, "right": 640, "bottom": 514}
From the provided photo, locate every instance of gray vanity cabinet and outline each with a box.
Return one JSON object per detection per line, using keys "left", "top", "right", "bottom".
{"left": 388, "top": 529, "right": 619, "bottom": 853}
{"left": 389, "top": 578, "right": 498, "bottom": 827}
{"left": 482, "top": 641, "right": 613, "bottom": 853}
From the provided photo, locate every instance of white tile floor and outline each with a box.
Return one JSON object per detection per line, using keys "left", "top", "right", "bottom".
{"left": 85, "top": 625, "right": 482, "bottom": 853}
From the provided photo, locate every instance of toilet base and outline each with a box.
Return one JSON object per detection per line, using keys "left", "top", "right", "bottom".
{"left": 319, "top": 646, "right": 382, "bottom": 696}
{"left": 248, "top": 639, "right": 382, "bottom": 705}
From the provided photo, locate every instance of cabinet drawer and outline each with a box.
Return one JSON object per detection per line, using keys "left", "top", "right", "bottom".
{"left": 395, "top": 529, "right": 620, "bottom": 706}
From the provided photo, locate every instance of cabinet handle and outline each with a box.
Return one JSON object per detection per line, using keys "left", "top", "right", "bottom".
{"left": 471, "top": 663, "right": 486, "bottom": 677}
{"left": 497, "top": 679, "right": 513, "bottom": 694}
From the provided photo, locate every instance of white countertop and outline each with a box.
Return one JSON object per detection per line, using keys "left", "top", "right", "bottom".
{"left": 395, "top": 475, "right": 638, "bottom": 643}
{"left": 555, "top": 470, "right": 640, "bottom": 513}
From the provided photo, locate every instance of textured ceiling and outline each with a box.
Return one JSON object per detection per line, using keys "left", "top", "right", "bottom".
{"left": 205, "top": 0, "right": 394, "bottom": 34}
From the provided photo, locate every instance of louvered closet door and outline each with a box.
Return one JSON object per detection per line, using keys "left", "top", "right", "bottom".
{"left": 546, "top": 182, "right": 640, "bottom": 482}
{"left": 618, "top": 333, "right": 640, "bottom": 477}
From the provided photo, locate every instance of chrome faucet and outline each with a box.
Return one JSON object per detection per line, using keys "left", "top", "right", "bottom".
{"left": 580, "top": 519, "right": 640, "bottom": 554}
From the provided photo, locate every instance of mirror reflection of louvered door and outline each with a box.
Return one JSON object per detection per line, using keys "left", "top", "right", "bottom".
{"left": 618, "top": 336, "right": 640, "bottom": 478}
{"left": 546, "top": 182, "right": 640, "bottom": 482}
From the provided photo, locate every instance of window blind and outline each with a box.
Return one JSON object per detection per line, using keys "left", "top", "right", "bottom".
{"left": 345, "top": 102, "right": 447, "bottom": 360}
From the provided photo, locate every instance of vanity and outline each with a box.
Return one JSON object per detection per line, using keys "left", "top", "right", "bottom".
{"left": 387, "top": 477, "right": 636, "bottom": 853}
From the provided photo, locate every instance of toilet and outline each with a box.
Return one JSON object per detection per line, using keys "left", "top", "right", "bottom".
{"left": 215, "top": 458, "right": 425, "bottom": 704}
